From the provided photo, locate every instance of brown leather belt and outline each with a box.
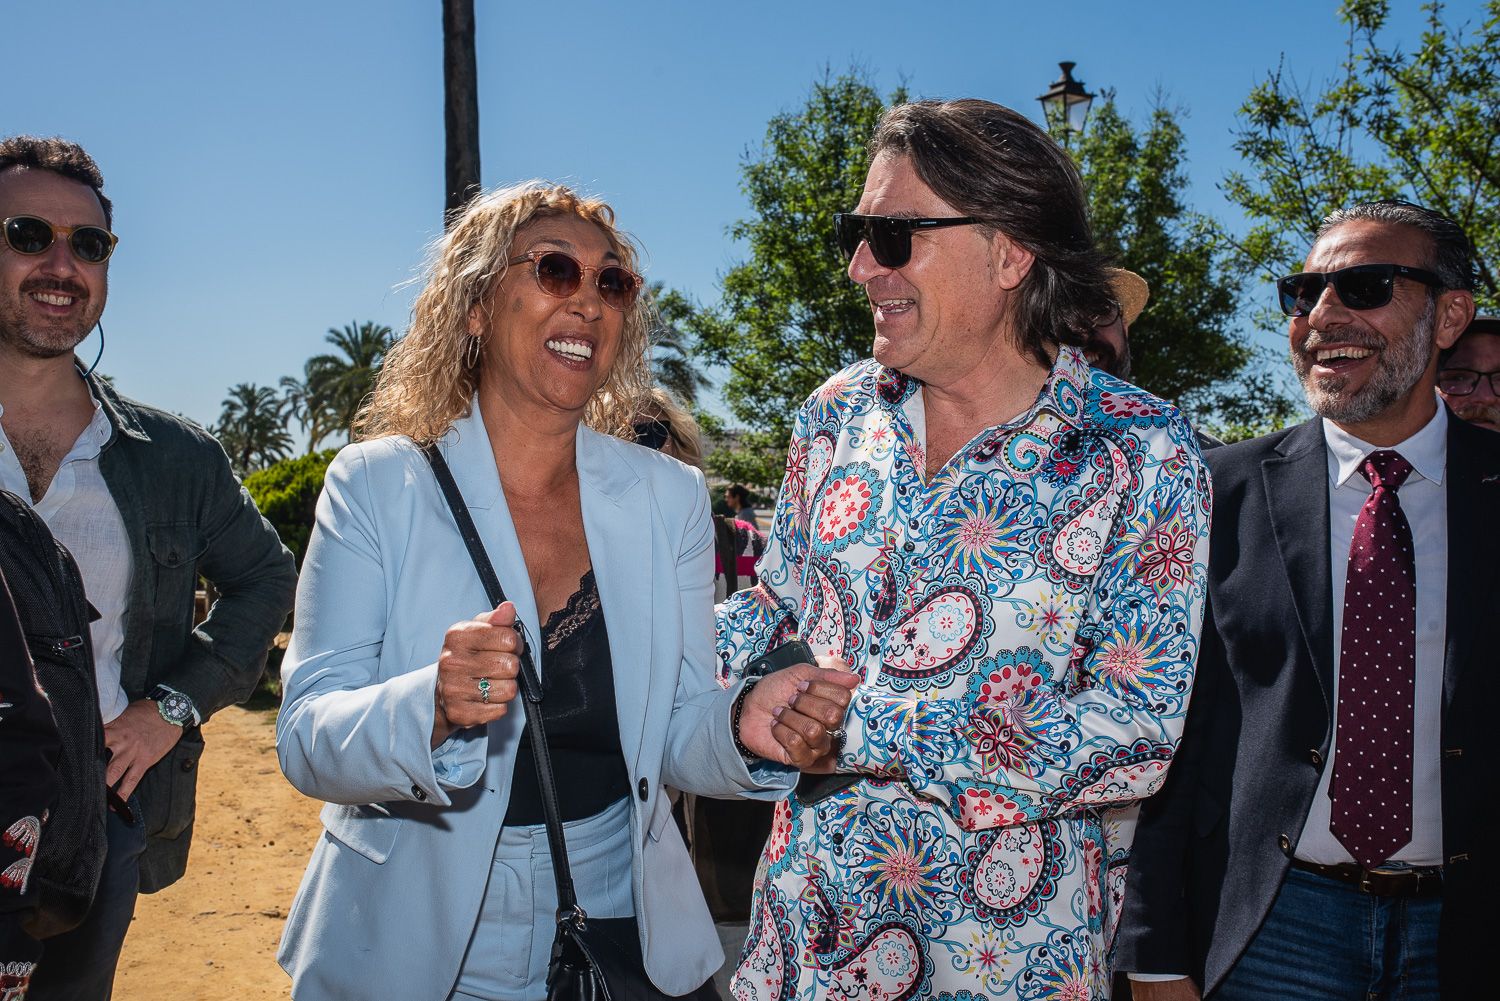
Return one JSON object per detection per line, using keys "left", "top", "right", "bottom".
{"left": 1289, "top": 857, "right": 1443, "bottom": 898}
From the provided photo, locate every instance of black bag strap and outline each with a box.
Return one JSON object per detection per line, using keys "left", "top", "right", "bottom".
{"left": 422, "top": 444, "right": 585, "bottom": 923}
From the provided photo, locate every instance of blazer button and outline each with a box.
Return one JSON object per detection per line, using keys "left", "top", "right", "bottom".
{"left": 1309, "top": 749, "right": 1323, "bottom": 768}
{"left": 637, "top": 778, "right": 649, "bottom": 802}
{"left": 1277, "top": 834, "right": 1292, "bottom": 855}
{"left": 411, "top": 784, "right": 427, "bottom": 802}
{"left": 180, "top": 756, "right": 196, "bottom": 773}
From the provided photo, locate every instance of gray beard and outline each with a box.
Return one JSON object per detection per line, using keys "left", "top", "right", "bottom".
{"left": 1294, "top": 298, "right": 1435, "bottom": 425}
{"left": 0, "top": 305, "right": 96, "bottom": 360}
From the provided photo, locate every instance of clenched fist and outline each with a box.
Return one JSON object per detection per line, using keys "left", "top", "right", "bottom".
{"left": 432, "top": 601, "right": 523, "bottom": 748}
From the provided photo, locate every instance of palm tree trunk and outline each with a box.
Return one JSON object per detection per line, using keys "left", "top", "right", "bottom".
{"left": 443, "top": 0, "right": 481, "bottom": 226}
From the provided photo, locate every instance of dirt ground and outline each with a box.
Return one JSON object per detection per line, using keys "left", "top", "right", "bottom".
{"left": 115, "top": 705, "right": 319, "bottom": 1001}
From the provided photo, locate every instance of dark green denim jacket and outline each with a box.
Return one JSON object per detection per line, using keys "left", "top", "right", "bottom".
{"left": 90, "top": 374, "right": 296, "bottom": 892}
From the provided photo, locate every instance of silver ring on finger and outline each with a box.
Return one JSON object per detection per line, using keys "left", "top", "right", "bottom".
{"left": 826, "top": 727, "right": 847, "bottom": 754}
{"left": 477, "top": 677, "right": 492, "bottom": 704}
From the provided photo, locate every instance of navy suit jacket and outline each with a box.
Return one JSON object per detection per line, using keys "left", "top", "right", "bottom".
{"left": 1115, "top": 414, "right": 1500, "bottom": 997}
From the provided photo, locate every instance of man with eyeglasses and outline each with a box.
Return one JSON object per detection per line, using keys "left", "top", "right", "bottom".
{"left": 1116, "top": 200, "right": 1497, "bottom": 999}
{"left": 0, "top": 135, "right": 295, "bottom": 1000}
{"left": 1438, "top": 314, "right": 1500, "bottom": 432}
{"left": 716, "top": 99, "right": 1211, "bottom": 1000}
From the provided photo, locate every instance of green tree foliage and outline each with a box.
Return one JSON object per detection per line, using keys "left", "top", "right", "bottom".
{"left": 1224, "top": 0, "right": 1499, "bottom": 308}
{"left": 647, "top": 282, "right": 710, "bottom": 406}
{"left": 214, "top": 382, "right": 293, "bottom": 477}
{"left": 285, "top": 320, "right": 395, "bottom": 449}
{"left": 1074, "top": 98, "right": 1263, "bottom": 410}
{"left": 679, "top": 70, "right": 907, "bottom": 487}
{"left": 242, "top": 449, "right": 338, "bottom": 566}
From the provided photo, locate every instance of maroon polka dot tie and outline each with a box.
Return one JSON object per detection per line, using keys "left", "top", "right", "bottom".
{"left": 1329, "top": 449, "right": 1415, "bottom": 869}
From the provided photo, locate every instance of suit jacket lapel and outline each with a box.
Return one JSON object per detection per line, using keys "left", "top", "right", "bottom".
{"left": 1262, "top": 419, "right": 1336, "bottom": 720}
{"left": 577, "top": 429, "right": 654, "bottom": 774}
{"left": 1442, "top": 416, "right": 1500, "bottom": 725}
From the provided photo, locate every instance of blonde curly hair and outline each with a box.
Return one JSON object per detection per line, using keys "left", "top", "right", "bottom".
{"left": 354, "top": 180, "right": 654, "bottom": 444}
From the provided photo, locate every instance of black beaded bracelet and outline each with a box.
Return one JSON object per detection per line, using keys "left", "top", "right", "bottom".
{"left": 731, "top": 677, "right": 760, "bottom": 762}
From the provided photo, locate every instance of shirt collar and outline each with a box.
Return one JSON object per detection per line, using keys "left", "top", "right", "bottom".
{"left": 1322, "top": 396, "right": 1448, "bottom": 489}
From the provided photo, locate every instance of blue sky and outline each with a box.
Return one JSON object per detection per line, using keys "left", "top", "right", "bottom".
{"left": 6, "top": 0, "right": 1456, "bottom": 429}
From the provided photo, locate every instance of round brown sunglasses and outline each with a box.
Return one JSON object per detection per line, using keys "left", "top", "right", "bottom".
{"left": 507, "top": 250, "right": 642, "bottom": 312}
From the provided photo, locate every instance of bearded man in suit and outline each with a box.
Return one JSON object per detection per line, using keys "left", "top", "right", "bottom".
{"left": 1115, "top": 200, "right": 1496, "bottom": 1000}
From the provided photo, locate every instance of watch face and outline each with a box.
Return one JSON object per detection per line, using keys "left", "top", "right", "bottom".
{"left": 156, "top": 691, "right": 194, "bottom": 725}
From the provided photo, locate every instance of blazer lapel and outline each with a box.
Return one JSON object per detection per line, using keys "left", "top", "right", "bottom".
{"left": 576, "top": 429, "right": 654, "bottom": 774}
{"left": 435, "top": 402, "right": 542, "bottom": 652}
{"left": 1261, "top": 419, "right": 1336, "bottom": 719}
{"left": 1441, "top": 416, "right": 1500, "bottom": 724}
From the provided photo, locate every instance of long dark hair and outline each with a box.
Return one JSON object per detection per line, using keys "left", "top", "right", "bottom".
{"left": 869, "top": 99, "right": 1115, "bottom": 365}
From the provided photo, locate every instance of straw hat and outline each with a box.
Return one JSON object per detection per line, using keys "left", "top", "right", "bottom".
{"left": 1107, "top": 268, "right": 1150, "bottom": 326}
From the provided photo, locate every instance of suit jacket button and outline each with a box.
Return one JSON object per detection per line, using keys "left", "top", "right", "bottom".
{"left": 1309, "top": 749, "right": 1323, "bottom": 768}
{"left": 411, "top": 784, "right": 427, "bottom": 802}
{"left": 1277, "top": 834, "right": 1292, "bottom": 855}
{"left": 637, "top": 778, "right": 649, "bottom": 801}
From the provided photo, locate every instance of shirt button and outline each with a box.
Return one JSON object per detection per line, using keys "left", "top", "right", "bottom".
{"left": 1309, "top": 749, "right": 1323, "bottom": 768}
{"left": 903, "top": 542, "right": 915, "bottom": 552}
{"left": 411, "top": 784, "right": 427, "bottom": 802}
{"left": 637, "top": 778, "right": 649, "bottom": 801}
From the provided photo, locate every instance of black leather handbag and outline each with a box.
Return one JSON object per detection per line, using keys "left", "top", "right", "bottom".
{"left": 424, "top": 445, "right": 678, "bottom": 1001}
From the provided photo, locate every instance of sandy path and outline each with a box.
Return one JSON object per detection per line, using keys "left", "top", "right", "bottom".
{"left": 114, "top": 706, "right": 320, "bottom": 1001}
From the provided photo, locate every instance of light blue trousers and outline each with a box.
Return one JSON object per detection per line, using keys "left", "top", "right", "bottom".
{"left": 450, "top": 797, "right": 635, "bottom": 1001}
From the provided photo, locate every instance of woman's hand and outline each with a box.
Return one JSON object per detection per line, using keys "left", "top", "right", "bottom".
{"left": 432, "top": 601, "right": 523, "bottom": 749}
{"left": 737, "top": 656, "right": 859, "bottom": 769}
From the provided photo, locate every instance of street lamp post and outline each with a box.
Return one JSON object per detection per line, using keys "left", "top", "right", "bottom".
{"left": 1037, "top": 61, "right": 1096, "bottom": 144}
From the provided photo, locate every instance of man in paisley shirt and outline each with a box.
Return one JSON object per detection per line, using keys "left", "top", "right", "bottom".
{"left": 717, "top": 99, "right": 1212, "bottom": 1001}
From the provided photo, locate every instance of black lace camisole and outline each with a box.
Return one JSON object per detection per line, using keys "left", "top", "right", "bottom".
{"left": 502, "top": 568, "right": 631, "bottom": 826}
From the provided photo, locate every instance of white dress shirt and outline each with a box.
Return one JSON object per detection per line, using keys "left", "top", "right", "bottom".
{"left": 0, "top": 388, "right": 132, "bottom": 724}
{"left": 1295, "top": 405, "right": 1447, "bottom": 866}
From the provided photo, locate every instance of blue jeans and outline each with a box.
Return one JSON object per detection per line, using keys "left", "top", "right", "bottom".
{"left": 1211, "top": 866, "right": 1440, "bottom": 1001}
{"left": 30, "top": 797, "right": 146, "bottom": 1001}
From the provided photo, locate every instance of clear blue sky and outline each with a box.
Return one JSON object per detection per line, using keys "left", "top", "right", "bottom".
{"left": 6, "top": 0, "right": 1455, "bottom": 428}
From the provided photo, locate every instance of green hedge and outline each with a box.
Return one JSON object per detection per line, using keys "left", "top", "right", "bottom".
{"left": 244, "top": 449, "right": 338, "bottom": 567}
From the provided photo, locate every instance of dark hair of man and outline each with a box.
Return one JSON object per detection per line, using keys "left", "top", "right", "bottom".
{"left": 0, "top": 135, "right": 113, "bottom": 228}
{"left": 867, "top": 99, "right": 1116, "bottom": 366}
{"left": 726, "top": 484, "right": 749, "bottom": 505}
{"left": 1317, "top": 199, "right": 1476, "bottom": 294}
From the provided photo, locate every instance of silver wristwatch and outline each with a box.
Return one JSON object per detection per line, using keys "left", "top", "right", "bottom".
{"left": 147, "top": 685, "right": 197, "bottom": 727}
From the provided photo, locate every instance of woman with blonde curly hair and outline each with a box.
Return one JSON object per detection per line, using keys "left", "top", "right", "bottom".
{"left": 275, "top": 182, "right": 855, "bottom": 1001}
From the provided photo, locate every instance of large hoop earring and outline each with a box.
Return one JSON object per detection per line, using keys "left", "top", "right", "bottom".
{"left": 464, "top": 334, "right": 482, "bottom": 368}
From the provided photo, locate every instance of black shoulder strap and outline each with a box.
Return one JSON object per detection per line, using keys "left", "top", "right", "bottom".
{"left": 421, "top": 444, "right": 583, "bottom": 919}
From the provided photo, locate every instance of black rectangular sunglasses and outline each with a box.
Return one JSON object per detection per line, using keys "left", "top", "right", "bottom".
{"left": 1276, "top": 263, "right": 1444, "bottom": 317}
{"left": 834, "top": 213, "right": 983, "bottom": 269}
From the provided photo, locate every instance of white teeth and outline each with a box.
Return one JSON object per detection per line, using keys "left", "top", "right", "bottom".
{"left": 546, "top": 339, "right": 593, "bottom": 360}
{"left": 1315, "top": 346, "right": 1375, "bottom": 362}
{"left": 31, "top": 292, "right": 75, "bottom": 307}
{"left": 876, "top": 299, "right": 915, "bottom": 308}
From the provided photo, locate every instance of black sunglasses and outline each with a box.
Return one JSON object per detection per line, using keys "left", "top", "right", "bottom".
{"left": 1276, "top": 263, "right": 1444, "bottom": 317}
{"left": 3, "top": 215, "right": 117, "bottom": 265}
{"left": 834, "top": 213, "right": 983, "bottom": 269}
{"left": 507, "top": 250, "right": 642, "bottom": 312}
{"left": 633, "top": 419, "right": 672, "bottom": 451}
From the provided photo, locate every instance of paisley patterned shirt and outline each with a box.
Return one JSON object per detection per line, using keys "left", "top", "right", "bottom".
{"left": 718, "top": 347, "right": 1211, "bottom": 1001}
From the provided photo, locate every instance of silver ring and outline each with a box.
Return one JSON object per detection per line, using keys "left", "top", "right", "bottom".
{"left": 477, "top": 677, "right": 492, "bottom": 704}
{"left": 826, "top": 727, "right": 847, "bottom": 752}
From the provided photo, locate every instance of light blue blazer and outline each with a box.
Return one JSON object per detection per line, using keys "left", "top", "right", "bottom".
{"left": 276, "top": 402, "right": 788, "bottom": 1001}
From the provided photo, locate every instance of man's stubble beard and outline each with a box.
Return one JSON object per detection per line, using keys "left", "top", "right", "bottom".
{"left": 1294, "top": 296, "right": 1435, "bottom": 425}
{"left": 0, "top": 281, "right": 104, "bottom": 360}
